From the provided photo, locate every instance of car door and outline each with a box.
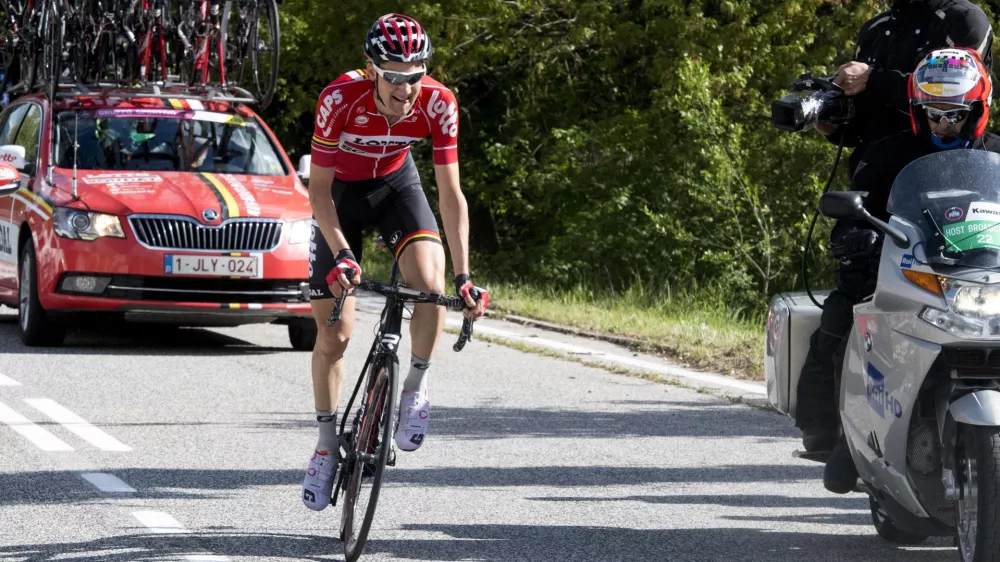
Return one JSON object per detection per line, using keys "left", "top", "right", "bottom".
{"left": 0, "top": 103, "right": 31, "bottom": 290}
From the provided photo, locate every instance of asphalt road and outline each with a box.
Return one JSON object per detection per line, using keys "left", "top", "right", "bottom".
{"left": 0, "top": 295, "right": 963, "bottom": 562}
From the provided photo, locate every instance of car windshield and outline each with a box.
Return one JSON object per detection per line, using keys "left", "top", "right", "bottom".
{"left": 53, "top": 108, "right": 287, "bottom": 176}
{"left": 887, "top": 149, "right": 1000, "bottom": 269}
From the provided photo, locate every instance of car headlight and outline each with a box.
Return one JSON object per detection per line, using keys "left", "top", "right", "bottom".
{"left": 288, "top": 219, "right": 312, "bottom": 244}
{"left": 53, "top": 207, "right": 125, "bottom": 241}
{"left": 919, "top": 276, "right": 1000, "bottom": 339}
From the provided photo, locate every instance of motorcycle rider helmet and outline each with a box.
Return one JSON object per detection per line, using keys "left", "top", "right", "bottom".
{"left": 363, "top": 13, "right": 432, "bottom": 65}
{"left": 909, "top": 47, "right": 992, "bottom": 147}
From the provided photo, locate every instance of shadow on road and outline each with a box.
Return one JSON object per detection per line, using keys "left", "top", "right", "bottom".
{"left": 382, "top": 464, "right": 824, "bottom": 488}
{"left": 0, "top": 469, "right": 302, "bottom": 506}
{"left": 1, "top": 464, "right": 828, "bottom": 508}
{"left": 366, "top": 523, "right": 956, "bottom": 562}
{"left": 526, "top": 493, "right": 863, "bottom": 509}
{"left": 249, "top": 399, "right": 797, "bottom": 440}
{"left": 0, "top": 525, "right": 956, "bottom": 562}
{"left": 0, "top": 321, "right": 294, "bottom": 356}
{"left": 430, "top": 402, "right": 790, "bottom": 439}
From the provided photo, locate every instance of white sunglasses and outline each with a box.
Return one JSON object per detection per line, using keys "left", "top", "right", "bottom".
{"left": 370, "top": 64, "right": 426, "bottom": 86}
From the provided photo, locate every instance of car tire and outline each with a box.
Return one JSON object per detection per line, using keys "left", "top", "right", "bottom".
{"left": 289, "top": 322, "right": 317, "bottom": 351}
{"left": 19, "top": 242, "right": 66, "bottom": 347}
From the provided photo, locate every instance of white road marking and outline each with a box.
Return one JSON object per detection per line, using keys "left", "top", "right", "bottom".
{"left": 0, "top": 399, "right": 73, "bottom": 451}
{"left": 132, "top": 511, "right": 231, "bottom": 560}
{"left": 80, "top": 472, "right": 137, "bottom": 493}
{"left": 444, "top": 318, "right": 768, "bottom": 395}
{"left": 24, "top": 399, "right": 132, "bottom": 451}
{"left": 0, "top": 373, "right": 20, "bottom": 386}
{"left": 133, "top": 511, "right": 186, "bottom": 534}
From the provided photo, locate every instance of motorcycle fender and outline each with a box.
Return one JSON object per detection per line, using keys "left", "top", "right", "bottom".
{"left": 949, "top": 390, "right": 1000, "bottom": 426}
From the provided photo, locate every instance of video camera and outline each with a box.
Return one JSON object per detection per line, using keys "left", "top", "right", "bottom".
{"left": 771, "top": 74, "right": 855, "bottom": 132}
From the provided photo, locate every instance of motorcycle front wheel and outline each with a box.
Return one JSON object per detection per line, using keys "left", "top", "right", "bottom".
{"left": 956, "top": 425, "right": 1000, "bottom": 562}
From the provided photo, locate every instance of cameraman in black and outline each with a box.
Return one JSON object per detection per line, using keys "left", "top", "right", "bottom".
{"left": 796, "top": 0, "right": 994, "bottom": 455}
{"left": 813, "top": 0, "right": 993, "bottom": 177}
{"left": 813, "top": 48, "right": 1000, "bottom": 493}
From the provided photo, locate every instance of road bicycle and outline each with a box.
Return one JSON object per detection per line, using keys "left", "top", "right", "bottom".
{"left": 325, "top": 259, "right": 478, "bottom": 562}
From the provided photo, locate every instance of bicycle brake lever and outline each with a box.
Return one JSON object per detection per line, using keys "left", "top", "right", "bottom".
{"left": 453, "top": 316, "right": 474, "bottom": 352}
{"left": 326, "top": 290, "right": 348, "bottom": 327}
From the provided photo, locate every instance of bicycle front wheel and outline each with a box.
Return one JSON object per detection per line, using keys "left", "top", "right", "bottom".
{"left": 340, "top": 354, "right": 397, "bottom": 562}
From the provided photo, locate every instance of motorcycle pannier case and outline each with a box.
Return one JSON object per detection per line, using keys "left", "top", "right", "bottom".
{"left": 764, "top": 291, "right": 829, "bottom": 417}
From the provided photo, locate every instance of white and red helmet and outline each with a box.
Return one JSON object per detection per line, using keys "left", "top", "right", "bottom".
{"left": 909, "top": 47, "right": 993, "bottom": 141}
{"left": 364, "top": 13, "right": 433, "bottom": 65}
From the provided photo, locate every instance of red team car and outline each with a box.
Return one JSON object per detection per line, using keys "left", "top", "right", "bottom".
{"left": 0, "top": 88, "right": 317, "bottom": 348}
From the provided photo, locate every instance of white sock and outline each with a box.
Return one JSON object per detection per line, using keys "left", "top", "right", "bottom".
{"left": 316, "top": 409, "right": 337, "bottom": 452}
{"left": 403, "top": 353, "right": 430, "bottom": 394}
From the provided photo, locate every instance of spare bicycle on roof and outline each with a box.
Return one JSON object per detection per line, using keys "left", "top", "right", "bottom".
{"left": 0, "top": 0, "right": 279, "bottom": 108}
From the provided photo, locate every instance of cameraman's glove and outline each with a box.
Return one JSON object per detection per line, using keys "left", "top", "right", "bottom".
{"left": 455, "top": 274, "right": 489, "bottom": 317}
{"left": 326, "top": 248, "right": 361, "bottom": 297}
{"left": 832, "top": 229, "right": 880, "bottom": 266}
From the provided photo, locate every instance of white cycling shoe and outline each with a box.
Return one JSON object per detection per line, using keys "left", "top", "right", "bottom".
{"left": 394, "top": 390, "right": 429, "bottom": 451}
{"left": 302, "top": 448, "right": 338, "bottom": 511}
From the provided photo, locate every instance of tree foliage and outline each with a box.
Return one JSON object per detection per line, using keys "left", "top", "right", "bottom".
{"left": 263, "top": 0, "right": 1000, "bottom": 314}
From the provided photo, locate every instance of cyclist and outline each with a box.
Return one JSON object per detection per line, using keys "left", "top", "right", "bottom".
{"left": 302, "top": 13, "right": 489, "bottom": 512}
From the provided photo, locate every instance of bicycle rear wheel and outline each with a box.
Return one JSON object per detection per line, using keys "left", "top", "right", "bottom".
{"left": 221, "top": 0, "right": 277, "bottom": 108}
{"left": 339, "top": 353, "right": 397, "bottom": 562}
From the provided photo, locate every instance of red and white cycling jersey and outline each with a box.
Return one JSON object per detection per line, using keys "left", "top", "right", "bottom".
{"left": 310, "top": 68, "right": 459, "bottom": 182}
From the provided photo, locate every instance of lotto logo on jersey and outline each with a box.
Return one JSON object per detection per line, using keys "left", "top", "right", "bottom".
{"left": 426, "top": 89, "right": 458, "bottom": 138}
{"left": 316, "top": 89, "right": 344, "bottom": 131}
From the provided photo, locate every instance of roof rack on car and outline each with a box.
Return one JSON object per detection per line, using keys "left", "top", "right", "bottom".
{"left": 52, "top": 81, "right": 258, "bottom": 104}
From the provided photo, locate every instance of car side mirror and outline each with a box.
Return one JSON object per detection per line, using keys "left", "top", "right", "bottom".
{"left": 819, "top": 191, "right": 865, "bottom": 220}
{"left": 297, "top": 154, "right": 311, "bottom": 185}
{"left": 0, "top": 144, "right": 27, "bottom": 172}
{"left": 0, "top": 162, "right": 22, "bottom": 196}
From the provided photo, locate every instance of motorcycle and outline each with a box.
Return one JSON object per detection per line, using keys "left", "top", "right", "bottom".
{"left": 765, "top": 149, "right": 1000, "bottom": 561}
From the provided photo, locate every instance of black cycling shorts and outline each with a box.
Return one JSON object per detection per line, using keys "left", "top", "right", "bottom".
{"left": 308, "top": 152, "right": 441, "bottom": 300}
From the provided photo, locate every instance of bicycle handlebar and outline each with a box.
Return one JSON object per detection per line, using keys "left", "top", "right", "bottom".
{"left": 325, "top": 269, "right": 480, "bottom": 352}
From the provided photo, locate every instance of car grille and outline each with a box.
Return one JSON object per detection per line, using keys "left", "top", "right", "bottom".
{"left": 129, "top": 215, "right": 283, "bottom": 252}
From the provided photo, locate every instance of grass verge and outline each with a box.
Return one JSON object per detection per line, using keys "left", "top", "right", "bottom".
{"left": 486, "top": 283, "right": 765, "bottom": 381}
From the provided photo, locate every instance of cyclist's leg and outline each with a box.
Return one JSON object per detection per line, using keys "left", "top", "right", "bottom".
{"left": 377, "top": 156, "right": 445, "bottom": 451}
{"left": 302, "top": 179, "right": 365, "bottom": 511}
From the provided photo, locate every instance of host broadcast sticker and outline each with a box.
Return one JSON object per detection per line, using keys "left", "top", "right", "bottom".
{"left": 941, "top": 201, "right": 1000, "bottom": 252}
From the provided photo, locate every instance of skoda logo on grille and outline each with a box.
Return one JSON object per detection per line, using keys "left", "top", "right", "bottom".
{"left": 202, "top": 208, "right": 219, "bottom": 222}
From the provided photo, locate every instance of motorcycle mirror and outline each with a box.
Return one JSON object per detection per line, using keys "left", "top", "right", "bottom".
{"left": 819, "top": 192, "right": 910, "bottom": 248}
{"left": 819, "top": 191, "right": 865, "bottom": 220}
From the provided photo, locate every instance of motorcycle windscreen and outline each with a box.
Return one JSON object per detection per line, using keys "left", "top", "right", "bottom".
{"left": 887, "top": 149, "right": 1000, "bottom": 269}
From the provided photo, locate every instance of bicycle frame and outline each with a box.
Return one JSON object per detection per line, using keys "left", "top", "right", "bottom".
{"left": 336, "top": 260, "right": 406, "bottom": 444}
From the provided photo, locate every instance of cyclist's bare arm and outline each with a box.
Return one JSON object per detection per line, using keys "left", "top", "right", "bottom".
{"left": 308, "top": 164, "right": 352, "bottom": 279}
{"left": 434, "top": 162, "right": 470, "bottom": 279}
